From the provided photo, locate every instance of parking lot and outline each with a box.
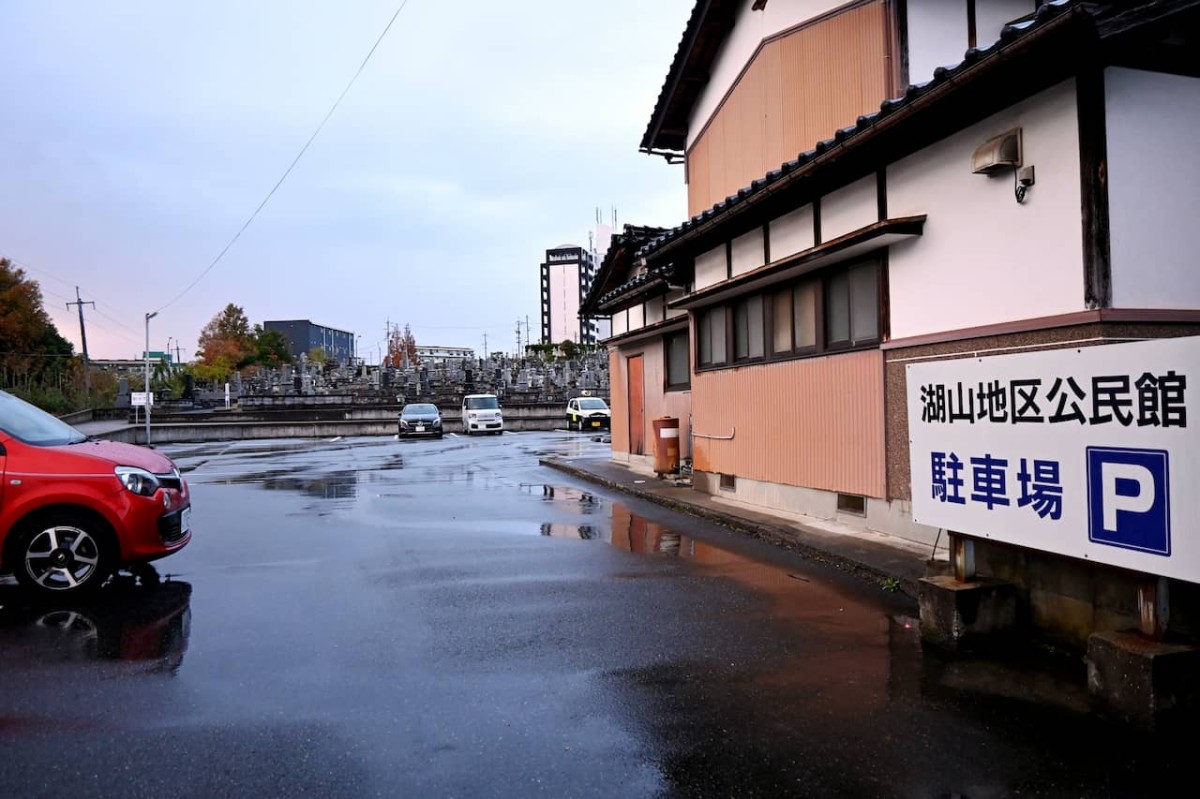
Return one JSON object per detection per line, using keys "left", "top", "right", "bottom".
{"left": 0, "top": 431, "right": 1189, "bottom": 797}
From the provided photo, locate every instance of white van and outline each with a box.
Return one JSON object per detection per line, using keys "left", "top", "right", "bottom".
{"left": 461, "top": 394, "right": 503, "bottom": 435}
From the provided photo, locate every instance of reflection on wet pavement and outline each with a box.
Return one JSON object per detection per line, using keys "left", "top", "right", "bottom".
{"left": 0, "top": 579, "right": 192, "bottom": 672}
{"left": 2, "top": 432, "right": 1178, "bottom": 797}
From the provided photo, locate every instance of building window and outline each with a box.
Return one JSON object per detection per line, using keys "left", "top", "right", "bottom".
{"left": 793, "top": 280, "right": 818, "bottom": 349}
{"left": 665, "top": 330, "right": 690, "bottom": 390}
{"left": 694, "top": 256, "right": 881, "bottom": 372}
{"left": 733, "top": 296, "right": 764, "bottom": 361}
{"left": 825, "top": 260, "right": 879, "bottom": 348}
{"left": 698, "top": 306, "right": 727, "bottom": 367}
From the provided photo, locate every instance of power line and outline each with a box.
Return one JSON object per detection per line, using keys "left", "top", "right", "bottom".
{"left": 2, "top": 251, "right": 142, "bottom": 337}
{"left": 155, "top": 0, "right": 413, "bottom": 314}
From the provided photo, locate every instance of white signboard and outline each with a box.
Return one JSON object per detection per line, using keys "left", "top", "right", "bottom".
{"left": 907, "top": 336, "right": 1198, "bottom": 583}
{"left": 131, "top": 392, "right": 153, "bottom": 407}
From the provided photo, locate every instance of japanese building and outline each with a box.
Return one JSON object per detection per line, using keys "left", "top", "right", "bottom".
{"left": 587, "top": 0, "right": 1200, "bottom": 650}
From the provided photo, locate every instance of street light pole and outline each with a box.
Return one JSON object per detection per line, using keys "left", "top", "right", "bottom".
{"left": 145, "top": 311, "right": 158, "bottom": 446}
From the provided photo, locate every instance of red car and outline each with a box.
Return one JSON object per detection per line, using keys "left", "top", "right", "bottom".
{"left": 0, "top": 391, "right": 191, "bottom": 596}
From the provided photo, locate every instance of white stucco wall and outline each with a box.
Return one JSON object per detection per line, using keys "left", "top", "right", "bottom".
{"left": 731, "top": 228, "right": 765, "bottom": 276}
{"left": 628, "top": 303, "right": 645, "bottom": 330}
{"left": 687, "top": 0, "right": 845, "bottom": 148}
{"left": 612, "top": 310, "right": 628, "bottom": 337}
{"left": 887, "top": 78, "right": 1084, "bottom": 339}
{"left": 820, "top": 174, "right": 878, "bottom": 240}
{"left": 906, "top": 0, "right": 968, "bottom": 87}
{"left": 1106, "top": 68, "right": 1200, "bottom": 310}
{"left": 645, "top": 296, "right": 666, "bottom": 325}
{"left": 907, "top": 1, "right": 1034, "bottom": 87}
{"left": 547, "top": 263, "right": 582, "bottom": 342}
{"left": 976, "top": 1, "right": 1036, "bottom": 50}
{"left": 695, "top": 244, "right": 727, "bottom": 290}
{"left": 769, "top": 204, "right": 815, "bottom": 259}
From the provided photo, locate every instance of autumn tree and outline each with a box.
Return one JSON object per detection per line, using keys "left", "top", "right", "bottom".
{"left": 386, "top": 323, "right": 418, "bottom": 367}
{"left": 196, "top": 303, "right": 252, "bottom": 377}
{"left": 0, "top": 258, "right": 76, "bottom": 401}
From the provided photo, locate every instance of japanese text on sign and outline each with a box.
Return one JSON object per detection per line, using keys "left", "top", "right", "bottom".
{"left": 919, "top": 371, "right": 1186, "bottom": 427}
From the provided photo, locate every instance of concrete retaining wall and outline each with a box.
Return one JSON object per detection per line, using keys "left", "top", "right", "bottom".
{"left": 98, "top": 414, "right": 572, "bottom": 445}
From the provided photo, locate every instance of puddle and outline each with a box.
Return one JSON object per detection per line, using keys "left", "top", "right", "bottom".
{"left": 525, "top": 484, "right": 601, "bottom": 509}
{"left": 0, "top": 578, "right": 192, "bottom": 672}
{"left": 540, "top": 522, "right": 601, "bottom": 539}
{"left": 198, "top": 468, "right": 359, "bottom": 500}
{"left": 260, "top": 471, "right": 358, "bottom": 500}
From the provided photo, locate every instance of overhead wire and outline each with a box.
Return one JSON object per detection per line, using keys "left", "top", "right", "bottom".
{"left": 155, "top": 0, "right": 413, "bottom": 314}
{"left": 1, "top": 251, "right": 147, "bottom": 351}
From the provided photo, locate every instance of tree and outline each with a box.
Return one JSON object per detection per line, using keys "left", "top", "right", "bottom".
{"left": 197, "top": 304, "right": 252, "bottom": 374}
{"left": 559, "top": 339, "right": 580, "bottom": 361}
{"left": 247, "top": 325, "right": 292, "bottom": 368}
{"left": 386, "top": 323, "right": 418, "bottom": 368}
{"left": 307, "top": 347, "right": 327, "bottom": 365}
{"left": 0, "top": 258, "right": 76, "bottom": 399}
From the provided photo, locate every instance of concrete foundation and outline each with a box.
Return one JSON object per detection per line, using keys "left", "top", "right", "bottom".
{"left": 1087, "top": 631, "right": 1200, "bottom": 729}
{"left": 918, "top": 576, "right": 1018, "bottom": 652}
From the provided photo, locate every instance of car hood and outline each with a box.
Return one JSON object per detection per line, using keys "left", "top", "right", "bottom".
{"left": 401, "top": 413, "right": 440, "bottom": 421}
{"left": 46, "top": 440, "right": 177, "bottom": 473}
{"left": 580, "top": 409, "right": 611, "bottom": 416}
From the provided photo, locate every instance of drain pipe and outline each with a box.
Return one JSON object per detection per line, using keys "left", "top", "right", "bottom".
{"left": 692, "top": 427, "right": 736, "bottom": 440}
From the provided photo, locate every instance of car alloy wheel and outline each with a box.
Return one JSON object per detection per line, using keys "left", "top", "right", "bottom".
{"left": 17, "top": 521, "right": 110, "bottom": 594}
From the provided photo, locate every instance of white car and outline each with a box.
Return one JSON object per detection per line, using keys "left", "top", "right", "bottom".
{"left": 566, "top": 397, "right": 611, "bottom": 431}
{"left": 462, "top": 394, "right": 503, "bottom": 435}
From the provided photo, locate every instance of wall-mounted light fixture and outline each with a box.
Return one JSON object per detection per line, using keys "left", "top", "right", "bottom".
{"left": 973, "top": 128, "right": 1035, "bottom": 204}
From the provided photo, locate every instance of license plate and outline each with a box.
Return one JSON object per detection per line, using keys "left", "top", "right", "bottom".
{"left": 181, "top": 506, "right": 192, "bottom": 534}
{"left": 416, "top": 425, "right": 425, "bottom": 432}
{"left": 592, "top": 421, "right": 601, "bottom": 427}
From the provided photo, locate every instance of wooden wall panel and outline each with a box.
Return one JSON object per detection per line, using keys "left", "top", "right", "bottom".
{"left": 609, "top": 349, "right": 628, "bottom": 455}
{"left": 686, "top": 0, "right": 891, "bottom": 217}
{"left": 690, "top": 349, "right": 886, "bottom": 498}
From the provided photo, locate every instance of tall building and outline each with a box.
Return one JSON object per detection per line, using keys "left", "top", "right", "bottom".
{"left": 263, "top": 320, "right": 354, "bottom": 364}
{"left": 539, "top": 245, "right": 597, "bottom": 345}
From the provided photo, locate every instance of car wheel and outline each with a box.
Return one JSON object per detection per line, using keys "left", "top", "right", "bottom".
{"left": 12, "top": 514, "right": 114, "bottom": 597}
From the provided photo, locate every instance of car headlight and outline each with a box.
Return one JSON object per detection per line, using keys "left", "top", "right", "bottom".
{"left": 468, "top": 412, "right": 478, "bottom": 419}
{"left": 432, "top": 418, "right": 442, "bottom": 427}
{"left": 116, "top": 466, "right": 161, "bottom": 496}
{"left": 399, "top": 419, "right": 410, "bottom": 428}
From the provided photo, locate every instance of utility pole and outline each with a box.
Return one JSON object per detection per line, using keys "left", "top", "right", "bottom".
{"left": 515, "top": 319, "right": 522, "bottom": 357}
{"left": 482, "top": 332, "right": 489, "bottom": 360}
{"left": 144, "top": 311, "right": 158, "bottom": 446}
{"left": 525, "top": 316, "right": 531, "bottom": 349}
{"left": 66, "top": 287, "right": 95, "bottom": 397}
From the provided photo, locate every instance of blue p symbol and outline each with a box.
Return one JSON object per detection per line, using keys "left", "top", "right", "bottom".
{"left": 1087, "top": 447, "right": 1170, "bottom": 556}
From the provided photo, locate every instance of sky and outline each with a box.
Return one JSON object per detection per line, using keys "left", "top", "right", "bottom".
{"left": 0, "top": 0, "right": 691, "bottom": 361}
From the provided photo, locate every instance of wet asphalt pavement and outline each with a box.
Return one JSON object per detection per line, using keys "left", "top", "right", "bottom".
{"left": 0, "top": 431, "right": 1189, "bottom": 798}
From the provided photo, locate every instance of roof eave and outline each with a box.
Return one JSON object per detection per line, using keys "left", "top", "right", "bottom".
{"left": 638, "top": 0, "right": 1093, "bottom": 263}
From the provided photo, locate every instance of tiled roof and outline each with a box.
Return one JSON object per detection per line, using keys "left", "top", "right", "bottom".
{"left": 579, "top": 224, "right": 669, "bottom": 315}
{"left": 636, "top": 0, "right": 1082, "bottom": 260}
{"left": 640, "top": 0, "right": 740, "bottom": 154}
